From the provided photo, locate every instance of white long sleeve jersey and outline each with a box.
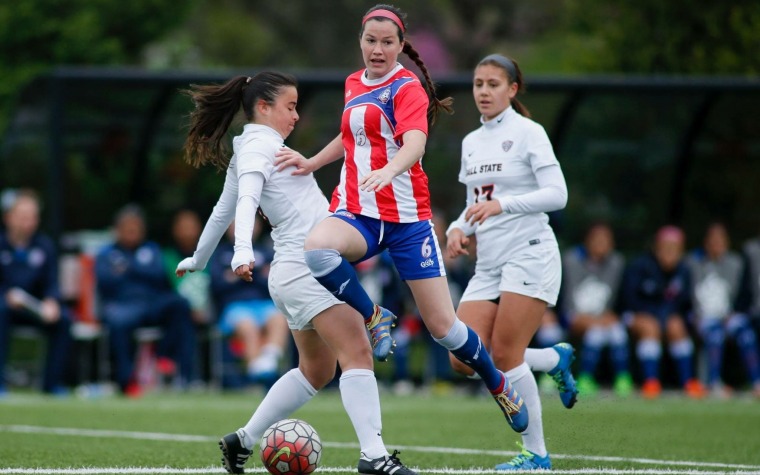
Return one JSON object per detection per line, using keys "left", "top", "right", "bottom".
{"left": 448, "top": 107, "right": 567, "bottom": 267}
{"left": 190, "top": 124, "right": 330, "bottom": 270}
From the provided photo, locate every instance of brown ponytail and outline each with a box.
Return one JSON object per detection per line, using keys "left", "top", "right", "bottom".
{"left": 183, "top": 72, "right": 298, "bottom": 170}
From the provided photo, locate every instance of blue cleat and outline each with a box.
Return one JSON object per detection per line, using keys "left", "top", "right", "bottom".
{"left": 548, "top": 342, "right": 579, "bottom": 409}
{"left": 496, "top": 443, "right": 551, "bottom": 471}
{"left": 492, "top": 374, "right": 529, "bottom": 433}
{"left": 365, "top": 306, "right": 397, "bottom": 362}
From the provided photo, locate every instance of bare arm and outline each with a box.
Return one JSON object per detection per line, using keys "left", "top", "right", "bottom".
{"left": 275, "top": 134, "right": 344, "bottom": 175}
{"left": 360, "top": 129, "right": 427, "bottom": 191}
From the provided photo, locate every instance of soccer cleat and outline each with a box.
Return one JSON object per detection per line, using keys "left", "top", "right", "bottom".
{"left": 495, "top": 443, "right": 552, "bottom": 471}
{"left": 548, "top": 342, "right": 579, "bottom": 408}
{"left": 219, "top": 431, "right": 252, "bottom": 474}
{"left": 641, "top": 378, "right": 662, "bottom": 399}
{"left": 576, "top": 373, "right": 599, "bottom": 397}
{"left": 613, "top": 372, "right": 634, "bottom": 398}
{"left": 358, "top": 450, "right": 417, "bottom": 475}
{"left": 365, "top": 306, "right": 397, "bottom": 362}
{"left": 684, "top": 379, "right": 707, "bottom": 399}
{"left": 492, "top": 375, "right": 529, "bottom": 433}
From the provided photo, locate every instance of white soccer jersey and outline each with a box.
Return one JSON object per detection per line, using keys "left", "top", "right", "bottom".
{"left": 449, "top": 107, "right": 565, "bottom": 268}
{"left": 230, "top": 124, "right": 330, "bottom": 263}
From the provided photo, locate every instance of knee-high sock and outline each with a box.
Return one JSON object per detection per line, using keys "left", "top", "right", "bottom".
{"left": 636, "top": 339, "right": 661, "bottom": 381}
{"left": 524, "top": 348, "right": 560, "bottom": 373}
{"left": 434, "top": 319, "right": 504, "bottom": 392}
{"left": 669, "top": 339, "right": 695, "bottom": 386}
{"left": 508, "top": 363, "right": 546, "bottom": 457}
{"left": 580, "top": 326, "right": 606, "bottom": 376}
{"left": 340, "top": 369, "right": 387, "bottom": 460}
{"left": 608, "top": 322, "right": 630, "bottom": 376}
{"left": 702, "top": 322, "right": 725, "bottom": 386}
{"left": 240, "top": 368, "right": 317, "bottom": 449}
{"left": 731, "top": 319, "right": 760, "bottom": 384}
{"left": 305, "top": 249, "right": 375, "bottom": 319}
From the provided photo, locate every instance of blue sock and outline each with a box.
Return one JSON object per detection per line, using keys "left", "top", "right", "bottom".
{"left": 313, "top": 258, "right": 375, "bottom": 320}
{"left": 735, "top": 322, "right": 760, "bottom": 383}
{"left": 703, "top": 323, "right": 725, "bottom": 386}
{"left": 637, "top": 339, "right": 661, "bottom": 381}
{"left": 580, "top": 327, "right": 604, "bottom": 375}
{"left": 448, "top": 327, "right": 504, "bottom": 392}
{"left": 669, "top": 339, "right": 695, "bottom": 386}
{"left": 610, "top": 342, "right": 630, "bottom": 375}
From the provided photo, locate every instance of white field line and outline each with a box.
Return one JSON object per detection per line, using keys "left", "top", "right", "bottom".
{"left": 1, "top": 425, "right": 759, "bottom": 473}
{"left": 1, "top": 468, "right": 760, "bottom": 475}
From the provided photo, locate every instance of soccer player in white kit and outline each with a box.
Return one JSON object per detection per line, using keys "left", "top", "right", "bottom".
{"left": 175, "top": 72, "right": 415, "bottom": 475}
{"left": 275, "top": 4, "right": 529, "bottom": 435}
{"left": 446, "top": 54, "right": 578, "bottom": 471}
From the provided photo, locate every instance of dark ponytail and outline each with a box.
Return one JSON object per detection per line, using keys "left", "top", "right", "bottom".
{"left": 361, "top": 4, "right": 453, "bottom": 125}
{"left": 183, "top": 72, "right": 298, "bottom": 170}
{"left": 478, "top": 54, "right": 530, "bottom": 118}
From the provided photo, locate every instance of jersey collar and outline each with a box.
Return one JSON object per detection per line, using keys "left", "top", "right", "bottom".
{"left": 243, "top": 123, "right": 284, "bottom": 141}
{"left": 480, "top": 106, "right": 515, "bottom": 129}
{"left": 361, "top": 63, "right": 403, "bottom": 86}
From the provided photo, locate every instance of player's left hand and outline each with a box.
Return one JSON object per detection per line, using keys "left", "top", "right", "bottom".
{"left": 465, "top": 200, "right": 502, "bottom": 225}
{"left": 234, "top": 263, "right": 254, "bottom": 282}
{"left": 360, "top": 167, "right": 395, "bottom": 192}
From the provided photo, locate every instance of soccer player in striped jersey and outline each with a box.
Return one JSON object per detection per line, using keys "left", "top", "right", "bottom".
{"left": 445, "top": 54, "right": 577, "bottom": 471}
{"left": 275, "top": 5, "right": 529, "bottom": 435}
{"left": 177, "top": 72, "right": 415, "bottom": 475}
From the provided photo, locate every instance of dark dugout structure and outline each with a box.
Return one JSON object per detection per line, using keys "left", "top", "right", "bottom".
{"left": 2, "top": 67, "right": 759, "bottom": 253}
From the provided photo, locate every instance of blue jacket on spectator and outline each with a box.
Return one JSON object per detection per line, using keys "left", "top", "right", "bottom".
{"left": 622, "top": 251, "right": 692, "bottom": 320}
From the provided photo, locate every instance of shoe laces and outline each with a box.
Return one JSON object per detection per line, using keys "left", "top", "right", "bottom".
{"left": 506, "top": 442, "right": 535, "bottom": 467}
{"left": 374, "top": 450, "right": 406, "bottom": 473}
{"left": 551, "top": 369, "right": 569, "bottom": 392}
{"left": 494, "top": 384, "right": 522, "bottom": 420}
{"left": 366, "top": 307, "right": 394, "bottom": 346}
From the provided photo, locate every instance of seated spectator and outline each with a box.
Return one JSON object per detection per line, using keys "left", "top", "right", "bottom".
{"left": 209, "top": 219, "right": 288, "bottom": 385}
{"left": 686, "top": 222, "right": 760, "bottom": 398}
{"left": 742, "top": 231, "right": 760, "bottom": 347}
{"left": 622, "top": 225, "right": 705, "bottom": 399}
{"left": 0, "top": 189, "right": 71, "bottom": 395}
{"left": 163, "top": 209, "right": 212, "bottom": 324}
{"left": 562, "top": 223, "right": 632, "bottom": 397}
{"left": 95, "top": 204, "right": 196, "bottom": 396}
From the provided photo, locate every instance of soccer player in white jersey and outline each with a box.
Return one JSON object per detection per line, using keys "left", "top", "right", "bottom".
{"left": 275, "top": 4, "right": 529, "bottom": 435}
{"left": 445, "top": 54, "right": 578, "bottom": 471}
{"left": 175, "top": 72, "right": 415, "bottom": 475}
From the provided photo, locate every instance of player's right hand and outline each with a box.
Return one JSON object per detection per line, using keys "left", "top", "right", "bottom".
{"left": 446, "top": 228, "right": 470, "bottom": 258}
{"left": 176, "top": 257, "right": 199, "bottom": 277}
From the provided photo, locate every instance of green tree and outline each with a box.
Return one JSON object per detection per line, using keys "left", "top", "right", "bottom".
{"left": 564, "top": 0, "right": 760, "bottom": 74}
{"left": 0, "top": 0, "right": 196, "bottom": 133}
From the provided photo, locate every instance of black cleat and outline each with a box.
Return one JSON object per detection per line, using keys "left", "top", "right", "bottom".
{"left": 358, "top": 450, "right": 417, "bottom": 475}
{"left": 219, "top": 431, "right": 252, "bottom": 474}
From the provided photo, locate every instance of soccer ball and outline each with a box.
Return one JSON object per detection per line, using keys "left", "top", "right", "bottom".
{"left": 260, "top": 419, "right": 322, "bottom": 475}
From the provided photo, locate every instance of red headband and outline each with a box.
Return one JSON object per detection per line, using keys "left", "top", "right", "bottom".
{"left": 362, "top": 9, "right": 405, "bottom": 33}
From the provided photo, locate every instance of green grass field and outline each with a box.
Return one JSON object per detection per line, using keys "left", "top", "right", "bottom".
{"left": 0, "top": 388, "right": 759, "bottom": 474}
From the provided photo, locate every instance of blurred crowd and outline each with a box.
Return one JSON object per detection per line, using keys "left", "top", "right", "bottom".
{"left": 2, "top": 187, "right": 760, "bottom": 401}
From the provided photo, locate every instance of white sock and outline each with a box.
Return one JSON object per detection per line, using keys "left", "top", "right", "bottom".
{"left": 339, "top": 369, "right": 388, "bottom": 460}
{"left": 240, "top": 368, "right": 317, "bottom": 449}
{"left": 507, "top": 362, "right": 547, "bottom": 457}
{"left": 524, "top": 348, "right": 560, "bottom": 372}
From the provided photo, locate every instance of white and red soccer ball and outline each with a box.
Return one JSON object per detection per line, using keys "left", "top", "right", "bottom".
{"left": 260, "top": 419, "right": 322, "bottom": 475}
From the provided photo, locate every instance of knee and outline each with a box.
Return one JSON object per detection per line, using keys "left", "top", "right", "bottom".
{"left": 300, "top": 363, "right": 335, "bottom": 390}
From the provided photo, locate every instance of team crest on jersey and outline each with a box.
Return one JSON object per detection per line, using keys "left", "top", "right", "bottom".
{"left": 377, "top": 87, "right": 391, "bottom": 104}
{"left": 334, "top": 210, "right": 356, "bottom": 220}
{"left": 502, "top": 140, "right": 514, "bottom": 152}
